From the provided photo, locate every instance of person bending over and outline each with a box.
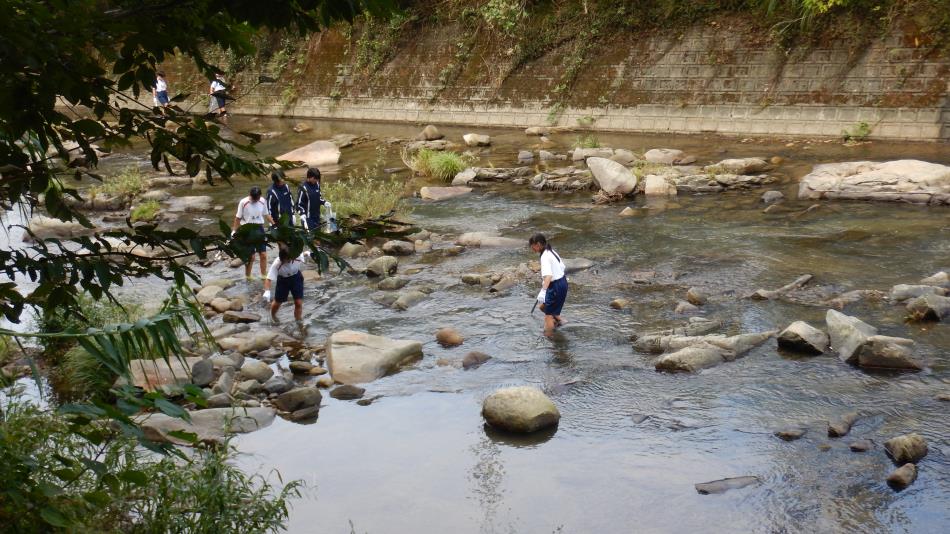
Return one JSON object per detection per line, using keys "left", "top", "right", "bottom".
{"left": 529, "top": 233, "right": 568, "bottom": 337}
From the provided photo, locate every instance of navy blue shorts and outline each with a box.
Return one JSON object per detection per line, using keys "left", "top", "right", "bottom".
{"left": 275, "top": 272, "right": 304, "bottom": 303}
{"left": 156, "top": 90, "right": 169, "bottom": 105}
{"left": 247, "top": 225, "right": 267, "bottom": 253}
{"left": 544, "top": 277, "right": 568, "bottom": 316}
{"left": 304, "top": 216, "right": 321, "bottom": 231}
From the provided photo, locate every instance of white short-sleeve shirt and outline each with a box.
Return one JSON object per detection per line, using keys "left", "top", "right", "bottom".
{"left": 211, "top": 79, "right": 226, "bottom": 92}
{"left": 155, "top": 78, "right": 167, "bottom": 92}
{"left": 266, "top": 254, "right": 307, "bottom": 281}
{"left": 235, "top": 197, "right": 267, "bottom": 225}
{"left": 540, "top": 249, "right": 565, "bottom": 281}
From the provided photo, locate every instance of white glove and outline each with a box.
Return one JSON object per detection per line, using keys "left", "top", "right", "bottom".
{"left": 230, "top": 230, "right": 236, "bottom": 238}
{"left": 263, "top": 290, "right": 271, "bottom": 301}
{"left": 537, "top": 289, "right": 546, "bottom": 305}
{"left": 302, "top": 250, "right": 312, "bottom": 261}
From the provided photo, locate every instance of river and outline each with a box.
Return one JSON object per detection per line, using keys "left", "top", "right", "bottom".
{"left": 15, "top": 117, "right": 950, "bottom": 533}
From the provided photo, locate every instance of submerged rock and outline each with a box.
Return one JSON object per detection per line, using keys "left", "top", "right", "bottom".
{"left": 825, "top": 310, "right": 877, "bottom": 364}
{"left": 694, "top": 476, "right": 759, "bottom": 495}
{"left": 849, "top": 439, "right": 873, "bottom": 452}
{"left": 326, "top": 330, "right": 423, "bottom": 384}
{"left": 762, "top": 190, "right": 784, "bottom": 204}
{"left": 887, "top": 464, "right": 918, "bottom": 490}
{"left": 563, "top": 258, "right": 594, "bottom": 273}
{"left": 797, "top": 160, "right": 950, "bottom": 205}
{"left": 416, "top": 124, "right": 443, "bottom": 141}
{"left": 392, "top": 289, "right": 426, "bottom": 310}
{"left": 455, "top": 232, "right": 522, "bottom": 248}
{"left": 920, "top": 271, "right": 949, "bottom": 288}
{"left": 884, "top": 433, "right": 928, "bottom": 464}
{"left": 906, "top": 294, "right": 950, "bottom": 321}
{"left": 138, "top": 407, "right": 276, "bottom": 445}
{"left": 889, "top": 284, "right": 947, "bottom": 302}
{"left": 685, "top": 287, "right": 707, "bottom": 306}
{"left": 377, "top": 276, "right": 409, "bottom": 290}
{"left": 775, "top": 428, "right": 806, "bottom": 441}
{"left": 420, "top": 186, "right": 472, "bottom": 201}
{"left": 482, "top": 386, "right": 560, "bottom": 433}
{"left": 777, "top": 321, "right": 829, "bottom": 355}
{"left": 462, "top": 351, "right": 491, "bottom": 369}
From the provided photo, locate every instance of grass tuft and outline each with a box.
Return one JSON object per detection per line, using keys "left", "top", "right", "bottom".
{"left": 130, "top": 200, "right": 161, "bottom": 222}
{"left": 402, "top": 148, "right": 472, "bottom": 182}
{"left": 89, "top": 166, "right": 148, "bottom": 200}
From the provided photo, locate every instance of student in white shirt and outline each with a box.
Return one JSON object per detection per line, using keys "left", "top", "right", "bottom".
{"left": 209, "top": 73, "right": 227, "bottom": 116}
{"left": 232, "top": 186, "right": 275, "bottom": 280}
{"left": 153, "top": 71, "right": 169, "bottom": 108}
{"left": 262, "top": 246, "right": 311, "bottom": 322}
{"left": 529, "top": 233, "right": 568, "bottom": 337}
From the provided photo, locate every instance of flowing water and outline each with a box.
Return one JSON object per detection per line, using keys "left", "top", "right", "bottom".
{"left": 10, "top": 117, "right": 950, "bottom": 533}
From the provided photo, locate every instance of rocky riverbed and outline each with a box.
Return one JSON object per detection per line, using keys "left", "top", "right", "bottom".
{"left": 7, "top": 117, "right": 950, "bottom": 533}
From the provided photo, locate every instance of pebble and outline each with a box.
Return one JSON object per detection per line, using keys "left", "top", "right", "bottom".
{"left": 330, "top": 385, "right": 366, "bottom": 400}
{"left": 886, "top": 463, "right": 917, "bottom": 490}
{"left": 775, "top": 428, "right": 806, "bottom": 441}
{"left": 849, "top": 440, "right": 872, "bottom": 452}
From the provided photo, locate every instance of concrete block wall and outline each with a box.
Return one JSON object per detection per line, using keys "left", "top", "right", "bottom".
{"left": 215, "top": 21, "right": 950, "bottom": 141}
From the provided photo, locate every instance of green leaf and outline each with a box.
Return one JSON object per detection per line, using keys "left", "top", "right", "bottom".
{"left": 166, "top": 430, "right": 199, "bottom": 443}
{"left": 40, "top": 507, "right": 70, "bottom": 528}
{"left": 118, "top": 470, "right": 148, "bottom": 485}
{"left": 154, "top": 398, "right": 187, "bottom": 419}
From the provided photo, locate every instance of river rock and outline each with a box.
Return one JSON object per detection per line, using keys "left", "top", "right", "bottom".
{"left": 23, "top": 216, "right": 96, "bottom": 241}
{"left": 856, "top": 335, "right": 922, "bottom": 370}
{"left": 278, "top": 140, "right": 341, "bottom": 166}
{"left": 777, "top": 321, "right": 829, "bottom": 354}
{"left": 393, "top": 290, "right": 426, "bottom": 310}
{"left": 191, "top": 358, "right": 214, "bottom": 387}
{"left": 920, "top": 271, "right": 949, "bottom": 287}
{"left": 694, "top": 476, "right": 759, "bottom": 495}
{"left": 235, "top": 378, "right": 262, "bottom": 395}
{"left": 643, "top": 174, "right": 677, "bottom": 196}
{"left": 339, "top": 242, "right": 367, "bottom": 258}
{"left": 309, "top": 366, "right": 328, "bottom": 376}
{"left": 610, "top": 298, "right": 630, "bottom": 309}
{"left": 326, "top": 330, "right": 423, "bottom": 384}
{"left": 644, "top": 148, "right": 688, "bottom": 165}
{"left": 377, "top": 276, "right": 409, "bottom": 290}
{"left": 825, "top": 310, "right": 877, "bottom": 364}
{"left": 452, "top": 168, "right": 477, "bottom": 186}
{"left": 563, "top": 258, "right": 594, "bottom": 273}
{"left": 206, "top": 393, "right": 232, "bottom": 408}
{"left": 435, "top": 328, "right": 463, "bottom": 347}
{"left": 587, "top": 157, "right": 637, "bottom": 195}
{"left": 382, "top": 240, "right": 415, "bottom": 256}
{"left": 610, "top": 149, "right": 638, "bottom": 166}
{"left": 123, "top": 357, "right": 203, "bottom": 392}
{"left": 262, "top": 375, "right": 294, "bottom": 395}
{"left": 655, "top": 344, "right": 725, "bottom": 372}
{"left": 906, "top": 293, "right": 950, "bottom": 321}
{"left": 316, "top": 376, "right": 335, "bottom": 388}
{"left": 889, "top": 284, "right": 947, "bottom": 301}
{"left": 572, "top": 147, "right": 614, "bottom": 161}
{"left": 489, "top": 276, "right": 516, "bottom": 293}
{"left": 884, "top": 433, "right": 928, "bottom": 464}
{"left": 455, "top": 232, "right": 522, "bottom": 248}
{"left": 330, "top": 384, "right": 365, "bottom": 400}
{"left": 420, "top": 186, "right": 472, "bottom": 201}
{"left": 686, "top": 287, "right": 707, "bottom": 306}
{"left": 416, "top": 125, "right": 443, "bottom": 141}
{"left": 539, "top": 150, "right": 557, "bottom": 161}
{"left": 138, "top": 407, "right": 276, "bottom": 445}
{"left": 240, "top": 360, "right": 274, "bottom": 383}
{"left": 196, "top": 285, "right": 223, "bottom": 304}
{"left": 211, "top": 368, "right": 234, "bottom": 395}
{"left": 166, "top": 195, "right": 213, "bottom": 213}
{"left": 525, "top": 126, "right": 549, "bottom": 136}
{"left": 674, "top": 301, "right": 699, "bottom": 314}
{"left": 292, "top": 122, "right": 312, "bottom": 133}
{"left": 828, "top": 412, "right": 859, "bottom": 437}
{"left": 209, "top": 297, "right": 231, "bottom": 313}
{"left": 797, "top": 160, "right": 950, "bottom": 205}
{"left": 222, "top": 310, "right": 261, "bottom": 324}
{"left": 762, "top": 191, "right": 784, "bottom": 204}
{"left": 463, "top": 133, "right": 491, "bottom": 146}
{"left": 849, "top": 439, "right": 873, "bottom": 452}
{"left": 482, "top": 386, "right": 560, "bottom": 433}
{"left": 462, "top": 351, "right": 491, "bottom": 370}
{"left": 366, "top": 255, "right": 398, "bottom": 277}
{"left": 706, "top": 158, "right": 770, "bottom": 175}
{"left": 275, "top": 387, "right": 322, "bottom": 412}
{"left": 619, "top": 207, "right": 636, "bottom": 217}
{"left": 887, "top": 463, "right": 918, "bottom": 490}
{"left": 775, "top": 428, "right": 806, "bottom": 441}
{"left": 371, "top": 293, "right": 399, "bottom": 307}
{"left": 289, "top": 361, "right": 314, "bottom": 375}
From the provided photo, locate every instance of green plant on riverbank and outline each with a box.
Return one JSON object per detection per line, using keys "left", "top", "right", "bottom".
{"left": 130, "top": 200, "right": 161, "bottom": 222}
{"left": 324, "top": 147, "right": 410, "bottom": 219}
{"left": 842, "top": 121, "right": 872, "bottom": 142}
{"left": 0, "top": 396, "right": 300, "bottom": 533}
{"left": 89, "top": 167, "right": 147, "bottom": 202}
{"left": 573, "top": 134, "right": 601, "bottom": 148}
{"left": 402, "top": 148, "right": 473, "bottom": 182}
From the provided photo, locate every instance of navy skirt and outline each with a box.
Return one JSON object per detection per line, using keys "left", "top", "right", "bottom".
{"left": 544, "top": 276, "right": 568, "bottom": 316}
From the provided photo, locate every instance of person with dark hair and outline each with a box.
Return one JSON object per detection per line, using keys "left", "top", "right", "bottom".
{"left": 296, "top": 167, "right": 327, "bottom": 231}
{"left": 262, "top": 246, "right": 310, "bottom": 323}
{"left": 232, "top": 186, "right": 274, "bottom": 280}
{"left": 267, "top": 169, "right": 295, "bottom": 225}
{"left": 529, "top": 233, "right": 568, "bottom": 337}
{"left": 153, "top": 71, "right": 169, "bottom": 108}
{"left": 209, "top": 72, "right": 227, "bottom": 116}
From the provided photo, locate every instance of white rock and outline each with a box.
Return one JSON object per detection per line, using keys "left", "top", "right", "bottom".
{"left": 277, "top": 140, "right": 342, "bottom": 167}
{"left": 326, "top": 330, "right": 423, "bottom": 384}
{"left": 587, "top": 157, "right": 637, "bottom": 195}
{"left": 798, "top": 160, "right": 950, "bottom": 204}
{"left": 643, "top": 174, "right": 677, "bottom": 196}
{"left": 644, "top": 148, "right": 686, "bottom": 165}
{"left": 826, "top": 310, "right": 878, "bottom": 364}
{"left": 482, "top": 386, "right": 560, "bottom": 433}
{"left": 463, "top": 133, "right": 491, "bottom": 146}
{"left": 777, "top": 321, "right": 828, "bottom": 354}
{"left": 137, "top": 407, "right": 276, "bottom": 445}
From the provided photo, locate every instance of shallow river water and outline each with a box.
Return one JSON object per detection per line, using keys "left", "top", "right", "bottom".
{"left": 17, "top": 117, "right": 950, "bottom": 533}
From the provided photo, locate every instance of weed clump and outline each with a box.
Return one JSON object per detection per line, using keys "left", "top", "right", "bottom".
{"left": 402, "top": 148, "right": 473, "bottom": 182}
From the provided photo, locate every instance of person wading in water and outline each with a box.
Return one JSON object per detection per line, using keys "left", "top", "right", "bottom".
{"left": 262, "top": 246, "right": 310, "bottom": 323}
{"left": 529, "top": 233, "right": 568, "bottom": 337}
{"left": 267, "top": 169, "right": 296, "bottom": 225}
{"left": 232, "top": 186, "right": 274, "bottom": 280}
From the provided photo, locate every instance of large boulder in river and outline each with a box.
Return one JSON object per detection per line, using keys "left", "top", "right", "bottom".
{"left": 906, "top": 294, "right": 950, "bottom": 321}
{"left": 326, "top": 330, "right": 423, "bottom": 384}
{"left": 644, "top": 148, "right": 691, "bottom": 165}
{"left": 277, "top": 140, "right": 341, "bottom": 167}
{"left": 366, "top": 255, "right": 398, "bottom": 277}
{"left": 463, "top": 133, "right": 491, "bottom": 146}
{"left": 777, "top": 321, "right": 828, "bottom": 354}
{"left": 137, "top": 407, "right": 275, "bottom": 445}
{"left": 482, "top": 386, "right": 560, "bottom": 433}
{"left": 587, "top": 157, "right": 637, "bottom": 195}
{"left": 643, "top": 175, "right": 677, "bottom": 196}
{"left": 455, "top": 232, "right": 522, "bottom": 248}
{"left": 797, "top": 160, "right": 950, "bottom": 205}
{"left": 825, "top": 310, "right": 877, "bottom": 364}
{"left": 856, "top": 335, "right": 922, "bottom": 370}
{"left": 655, "top": 344, "right": 725, "bottom": 372}
{"left": 420, "top": 186, "right": 472, "bottom": 201}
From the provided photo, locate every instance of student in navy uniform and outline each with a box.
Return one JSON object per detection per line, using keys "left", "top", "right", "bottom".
{"left": 529, "top": 233, "right": 568, "bottom": 337}
{"left": 296, "top": 167, "right": 328, "bottom": 231}
{"left": 267, "top": 170, "right": 295, "bottom": 225}
{"left": 262, "top": 246, "right": 311, "bottom": 323}
{"left": 232, "top": 186, "right": 275, "bottom": 280}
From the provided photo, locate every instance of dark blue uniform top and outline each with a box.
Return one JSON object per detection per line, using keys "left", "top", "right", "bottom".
{"left": 296, "top": 182, "right": 324, "bottom": 223}
{"left": 267, "top": 183, "right": 294, "bottom": 223}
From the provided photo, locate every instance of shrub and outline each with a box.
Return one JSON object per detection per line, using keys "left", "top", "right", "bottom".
{"left": 324, "top": 147, "right": 410, "bottom": 219}
{"left": 573, "top": 134, "right": 600, "bottom": 149}
{"left": 0, "top": 396, "right": 300, "bottom": 533}
{"left": 89, "top": 166, "right": 147, "bottom": 201}
{"left": 842, "top": 121, "right": 871, "bottom": 142}
{"left": 402, "top": 148, "right": 472, "bottom": 182}
{"left": 130, "top": 200, "right": 161, "bottom": 222}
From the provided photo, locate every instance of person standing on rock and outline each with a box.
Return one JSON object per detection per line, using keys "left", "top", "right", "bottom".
{"left": 267, "top": 170, "right": 296, "bottom": 226}
{"left": 209, "top": 72, "right": 228, "bottom": 117}
{"left": 263, "top": 246, "right": 311, "bottom": 323}
{"left": 232, "top": 186, "right": 274, "bottom": 280}
{"left": 296, "top": 167, "right": 327, "bottom": 231}
{"left": 529, "top": 233, "right": 568, "bottom": 337}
